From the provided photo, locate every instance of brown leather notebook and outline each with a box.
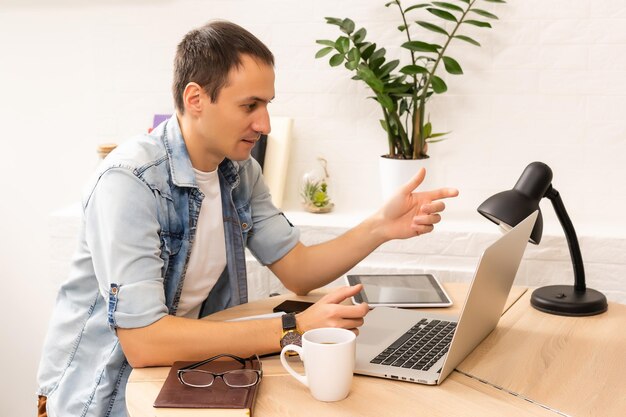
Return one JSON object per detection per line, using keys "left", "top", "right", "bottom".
{"left": 153, "top": 357, "right": 261, "bottom": 415}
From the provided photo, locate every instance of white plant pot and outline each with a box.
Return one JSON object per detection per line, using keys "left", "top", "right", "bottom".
{"left": 378, "top": 156, "right": 433, "bottom": 201}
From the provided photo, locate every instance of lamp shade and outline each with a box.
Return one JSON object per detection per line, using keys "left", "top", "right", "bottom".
{"left": 477, "top": 191, "right": 544, "bottom": 244}
{"left": 477, "top": 162, "right": 553, "bottom": 244}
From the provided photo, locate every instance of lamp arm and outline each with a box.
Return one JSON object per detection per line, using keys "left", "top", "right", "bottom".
{"left": 545, "top": 186, "right": 586, "bottom": 292}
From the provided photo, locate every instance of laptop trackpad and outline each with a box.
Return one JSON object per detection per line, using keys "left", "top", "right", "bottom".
{"left": 358, "top": 324, "right": 390, "bottom": 346}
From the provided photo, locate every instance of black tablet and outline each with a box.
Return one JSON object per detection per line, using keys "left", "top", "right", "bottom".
{"left": 346, "top": 274, "right": 452, "bottom": 308}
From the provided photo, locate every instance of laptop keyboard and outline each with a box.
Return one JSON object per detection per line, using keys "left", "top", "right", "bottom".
{"left": 370, "top": 318, "right": 457, "bottom": 372}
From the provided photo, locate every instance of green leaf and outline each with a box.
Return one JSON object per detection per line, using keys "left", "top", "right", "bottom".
{"left": 423, "top": 122, "right": 432, "bottom": 139}
{"left": 341, "top": 18, "right": 356, "bottom": 34}
{"left": 405, "top": 4, "right": 430, "bottom": 12}
{"left": 443, "top": 56, "right": 463, "bottom": 74}
{"left": 432, "top": 2, "right": 464, "bottom": 13}
{"left": 400, "top": 64, "right": 428, "bottom": 75}
{"left": 464, "top": 19, "right": 492, "bottom": 28}
{"left": 427, "top": 8, "right": 458, "bottom": 22}
{"left": 353, "top": 27, "right": 367, "bottom": 43}
{"left": 348, "top": 47, "right": 361, "bottom": 63}
{"left": 324, "top": 17, "right": 344, "bottom": 26}
{"left": 336, "top": 36, "right": 350, "bottom": 53}
{"left": 393, "top": 93, "right": 415, "bottom": 98}
{"left": 398, "top": 24, "right": 408, "bottom": 32}
{"left": 386, "top": 84, "right": 412, "bottom": 93}
{"left": 482, "top": 0, "right": 506, "bottom": 3}
{"left": 384, "top": 1, "right": 396, "bottom": 7}
{"left": 316, "top": 40, "right": 335, "bottom": 47}
{"left": 345, "top": 60, "right": 359, "bottom": 70}
{"left": 426, "top": 138, "right": 447, "bottom": 143}
{"left": 454, "top": 34, "right": 481, "bottom": 46}
{"left": 379, "top": 59, "right": 400, "bottom": 78}
{"left": 329, "top": 53, "right": 344, "bottom": 67}
{"left": 377, "top": 94, "right": 395, "bottom": 111}
{"left": 315, "top": 47, "right": 334, "bottom": 59}
{"left": 402, "top": 40, "right": 441, "bottom": 53}
{"left": 370, "top": 47, "right": 387, "bottom": 62}
{"left": 356, "top": 64, "right": 374, "bottom": 78}
{"left": 471, "top": 9, "right": 499, "bottom": 19}
{"left": 345, "top": 48, "right": 360, "bottom": 70}
{"left": 430, "top": 75, "right": 448, "bottom": 93}
{"left": 399, "top": 100, "right": 408, "bottom": 115}
{"left": 428, "top": 131, "right": 451, "bottom": 138}
{"left": 370, "top": 57, "right": 386, "bottom": 71}
{"left": 416, "top": 21, "right": 448, "bottom": 35}
{"left": 380, "top": 119, "right": 390, "bottom": 133}
{"left": 358, "top": 66, "right": 385, "bottom": 92}
{"left": 360, "top": 43, "right": 376, "bottom": 60}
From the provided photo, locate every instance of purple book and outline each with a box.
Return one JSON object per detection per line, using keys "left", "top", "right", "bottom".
{"left": 152, "top": 114, "right": 171, "bottom": 129}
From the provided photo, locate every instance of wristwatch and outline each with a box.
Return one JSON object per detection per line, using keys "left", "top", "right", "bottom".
{"left": 280, "top": 312, "right": 302, "bottom": 351}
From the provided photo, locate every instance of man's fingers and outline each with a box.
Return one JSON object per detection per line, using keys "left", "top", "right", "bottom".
{"left": 333, "top": 302, "right": 369, "bottom": 318}
{"left": 320, "top": 284, "right": 362, "bottom": 305}
{"left": 324, "top": 305, "right": 368, "bottom": 329}
{"left": 421, "top": 201, "right": 446, "bottom": 215}
{"left": 341, "top": 317, "right": 365, "bottom": 329}
{"left": 421, "top": 187, "right": 459, "bottom": 201}
{"left": 412, "top": 224, "right": 434, "bottom": 236}
{"left": 413, "top": 213, "right": 442, "bottom": 226}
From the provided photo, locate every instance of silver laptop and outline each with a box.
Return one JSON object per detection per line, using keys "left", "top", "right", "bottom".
{"left": 355, "top": 210, "right": 537, "bottom": 385}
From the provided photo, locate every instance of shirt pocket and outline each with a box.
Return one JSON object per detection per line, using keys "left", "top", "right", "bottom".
{"left": 159, "top": 233, "right": 183, "bottom": 277}
{"left": 236, "top": 203, "right": 253, "bottom": 243}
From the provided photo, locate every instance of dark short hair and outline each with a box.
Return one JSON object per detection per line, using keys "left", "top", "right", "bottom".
{"left": 172, "top": 21, "right": 274, "bottom": 113}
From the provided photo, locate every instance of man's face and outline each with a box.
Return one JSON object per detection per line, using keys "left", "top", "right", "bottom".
{"left": 195, "top": 54, "right": 275, "bottom": 168}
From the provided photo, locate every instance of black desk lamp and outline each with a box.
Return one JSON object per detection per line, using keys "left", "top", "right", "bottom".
{"left": 477, "top": 161, "right": 608, "bottom": 316}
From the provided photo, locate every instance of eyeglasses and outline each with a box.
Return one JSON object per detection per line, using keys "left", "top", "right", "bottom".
{"left": 177, "top": 353, "right": 263, "bottom": 388}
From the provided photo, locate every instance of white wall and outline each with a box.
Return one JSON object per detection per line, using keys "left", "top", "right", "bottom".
{"left": 1, "top": 0, "right": 625, "bottom": 415}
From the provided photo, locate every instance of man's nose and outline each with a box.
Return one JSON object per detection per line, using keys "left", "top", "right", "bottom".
{"left": 252, "top": 108, "right": 271, "bottom": 135}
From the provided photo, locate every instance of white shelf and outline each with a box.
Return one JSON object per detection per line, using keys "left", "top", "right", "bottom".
{"left": 49, "top": 204, "right": 626, "bottom": 304}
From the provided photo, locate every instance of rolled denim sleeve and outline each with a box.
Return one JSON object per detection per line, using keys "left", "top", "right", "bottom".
{"left": 84, "top": 167, "right": 168, "bottom": 330}
{"left": 244, "top": 161, "right": 300, "bottom": 265}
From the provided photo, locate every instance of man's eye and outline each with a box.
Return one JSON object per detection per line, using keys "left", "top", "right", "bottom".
{"left": 245, "top": 103, "right": 257, "bottom": 111}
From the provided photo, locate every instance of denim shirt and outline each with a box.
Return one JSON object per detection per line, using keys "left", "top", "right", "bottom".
{"left": 37, "top": 116, "right": 299, "bottom": 417}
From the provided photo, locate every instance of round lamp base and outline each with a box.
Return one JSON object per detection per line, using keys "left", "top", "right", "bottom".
{"left": 530, "top": 285, "right": 608, "bottom": 316}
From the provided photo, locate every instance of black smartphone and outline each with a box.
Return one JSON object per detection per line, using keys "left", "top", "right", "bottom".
{"left": 272, "top": 300, "right": 314, "bottom": 314}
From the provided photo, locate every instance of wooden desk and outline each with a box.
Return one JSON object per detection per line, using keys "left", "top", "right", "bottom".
{"left": 128, "top": 284, "right": 565, "bottom": 416}
{"left": 457, "top": 290, "right": 626, "bottom": 417}
{"left": 128, "top": 284, "right": 626, "bottom": 416}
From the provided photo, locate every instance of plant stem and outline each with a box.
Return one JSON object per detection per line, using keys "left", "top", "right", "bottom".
{"left": 389, "top": 109, "right": 411, "bottom": 156}
{"left": 418, "top": 0, "right": 475, "bottom": 158}
{"left": 395, "top": 0, "right": 419, "bottom": 158}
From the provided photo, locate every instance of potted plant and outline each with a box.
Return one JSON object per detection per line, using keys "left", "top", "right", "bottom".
{"left": 300, "top": 157, "right": 334, "bottom": 213}
{"left": 316, "top": 0, "right": 505, "bottom": 195}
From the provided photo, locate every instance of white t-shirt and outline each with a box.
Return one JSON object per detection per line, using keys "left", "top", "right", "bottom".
{"left": 176, "top": 168, "right": 227, "bottom": 318}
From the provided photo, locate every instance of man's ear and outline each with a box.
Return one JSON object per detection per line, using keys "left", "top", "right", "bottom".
{"left": 182, "top": 82, "right": 204, "bottom": 116}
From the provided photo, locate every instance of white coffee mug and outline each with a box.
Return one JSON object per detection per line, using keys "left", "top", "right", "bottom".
{"left": 280, "top": 327, "right": 356, "bottom": 402}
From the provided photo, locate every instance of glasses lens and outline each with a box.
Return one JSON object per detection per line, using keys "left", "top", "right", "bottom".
{"left": 181, "top": 370, "right": 215, "bottom": 387}
{"left": 223, "top": 370, "right": 259, "bottom": 387}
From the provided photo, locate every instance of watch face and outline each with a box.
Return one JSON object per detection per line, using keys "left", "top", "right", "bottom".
{"left": 280, "top": 330, "right": 302, "bottom": 348}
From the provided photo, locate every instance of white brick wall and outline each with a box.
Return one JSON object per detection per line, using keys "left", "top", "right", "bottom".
{"left": 3, "top": 0, "right": 624, "bottom": 232}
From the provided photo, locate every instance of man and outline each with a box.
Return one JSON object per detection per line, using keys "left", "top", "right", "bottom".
{"left": 37, "top": 21, "right": 458, "bottom": 416}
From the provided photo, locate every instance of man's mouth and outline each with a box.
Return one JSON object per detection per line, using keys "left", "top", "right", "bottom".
{"left": 242, "top": 137, "right": 259, "bottom": 145}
